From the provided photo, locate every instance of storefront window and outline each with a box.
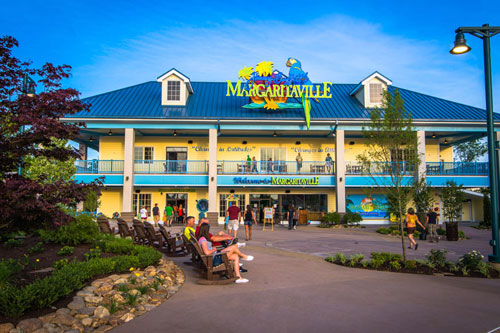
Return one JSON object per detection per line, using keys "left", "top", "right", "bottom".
{"left": 219, "top": 194, "right": 246, "bottom": 217}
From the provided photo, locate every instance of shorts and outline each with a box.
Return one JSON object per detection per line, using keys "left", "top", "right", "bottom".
{"left": 212, "top": 253, "right": 223, "bottom": 266}
{"left": 407, "top": 227, "right": 416, "bottom": 235}
{"left": 141, "top": 217, "right": 147, "bottom": 221}
{"left": 167, "top": 215, "right": 173, "bottom": 221}
{"left": 227, "top": 219, "right": 239, "bottom": 230}
{"left": 244, "top": 220, "right": 253, "bottom": 226}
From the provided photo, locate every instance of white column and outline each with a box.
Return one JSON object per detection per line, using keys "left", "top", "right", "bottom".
{"left": 122, "top": 128, "right": 135, "bottom": 214}
{"left": 417, "top": 130, "right": 426, "bottom": 180}
{"left": 207, "top": 128, "right": 218, "bottom": 224}
{"left": 335, "top": 130, "right": 346, "bottom": 213}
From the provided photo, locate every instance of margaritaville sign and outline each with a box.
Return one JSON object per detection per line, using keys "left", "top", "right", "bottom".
{"left": 233, "top": 176, "right": 319, "bottom": 186}
{"left": 226, "top": 58, "right": 334, "bottom": 129}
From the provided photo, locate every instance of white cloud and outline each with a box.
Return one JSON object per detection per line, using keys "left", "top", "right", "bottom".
{"left": 73, "top": 15, "right": 496, "bottom": 112}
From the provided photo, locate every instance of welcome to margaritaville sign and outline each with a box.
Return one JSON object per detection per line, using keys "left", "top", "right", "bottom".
{"left": 226, "top": 58, "right": 334, "bottom": 129}
{"left": 233, "top": 176, "right": 319, "bottom": 186}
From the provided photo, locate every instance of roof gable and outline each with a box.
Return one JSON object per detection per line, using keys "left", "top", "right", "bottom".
{"left": 156, "top": 68, "right": 193, "bottom": 93}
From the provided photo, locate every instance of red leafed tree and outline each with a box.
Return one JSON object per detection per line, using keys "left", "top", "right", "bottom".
{"left": 0, "top": 36, "right": 100, "bottom": 231}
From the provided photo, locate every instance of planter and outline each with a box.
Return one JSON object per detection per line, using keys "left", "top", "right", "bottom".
{"left": 446, "top": 222, "right": 459, "bottom": 241}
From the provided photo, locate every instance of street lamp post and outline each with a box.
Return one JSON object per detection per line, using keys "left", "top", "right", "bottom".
{"left": 450, "top": 24, "right": 500, "bottom": 262}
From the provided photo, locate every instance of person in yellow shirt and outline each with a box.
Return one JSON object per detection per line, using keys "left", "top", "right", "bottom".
{"left": 183, "top": 216, "right": 196, "bottom": 241}
{"left": 406, "top": 208, "right": 426, "bottom": 250}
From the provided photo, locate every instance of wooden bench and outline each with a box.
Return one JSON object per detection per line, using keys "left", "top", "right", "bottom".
{"left": 132, "top": 220, "right": 152, "bottom": 245}
{"left": 190, "top": 234, "right": 236, "bottom": 285}
{"left": 182, "top": 232, "right": 201, "bottom": 266}
{"left": 158, "top": 225, "right": 186, "bottom": 256}
{"left": 117, "top": 219, "right": 138, "bottom": 242}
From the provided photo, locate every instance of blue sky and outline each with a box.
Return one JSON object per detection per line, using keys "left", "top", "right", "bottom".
{"left": 2, "top": 0, "right": 500, "bottom": 114}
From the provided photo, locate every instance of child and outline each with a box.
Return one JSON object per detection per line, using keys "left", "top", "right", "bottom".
{"left": 406, "top": 208, "right": 425, "bottom": 250}
{"left": 140, "top": 206, "right": 148, "bottom": 222}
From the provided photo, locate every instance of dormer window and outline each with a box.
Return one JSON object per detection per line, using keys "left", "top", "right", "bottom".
{"left": 167, "top": 81, "right": 181, "bottom": 101}
{"left": 157, "top": 68, "right": 194, "bottom": 106}
{"left": 369, "top": 83, "right": 383, "bottom": 104}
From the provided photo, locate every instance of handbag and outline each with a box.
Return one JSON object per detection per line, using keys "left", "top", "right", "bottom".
{"left": 162, "top": 214, "right": 167, "bottom": 222}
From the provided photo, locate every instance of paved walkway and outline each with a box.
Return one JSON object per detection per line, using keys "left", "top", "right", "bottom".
{"left": 113, "top": 224, "right": 500, "bottom": 333}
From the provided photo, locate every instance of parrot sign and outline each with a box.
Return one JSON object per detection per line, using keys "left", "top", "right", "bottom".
{"left": 226, "top": 58, "right": 333, "bottom": 129}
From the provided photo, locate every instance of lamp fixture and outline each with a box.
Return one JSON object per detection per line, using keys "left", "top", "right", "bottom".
{"left": 173, "top": 130, "right": 177, "bottom": 136}
{"left": 89, "top": 136, "right": 93, "bottom": 142}
{"left": 432, "top": 133, "right": 436, "bottom": 139}
{"left": 273, "top": 131, "right": 277, "bottom": 137}
{"left": 444, "top": 138, "right": 449, "bottom": 144}
{"left": 108, "top": 130, "right": 112, "bottom": 136}
{"left": 450, "top": 32, "right": 471, "bottom": 54}
{"left": 188, "top": 140, "right": 193, "bottom": 144}
{"left": 242, "top": 141, "right": 247, "bottom": 145}
{"left": 295, "top": 141, "right": 301, "bottom": 145}
{"left": 349, "top": 141, "right": 355, "bottom": 145}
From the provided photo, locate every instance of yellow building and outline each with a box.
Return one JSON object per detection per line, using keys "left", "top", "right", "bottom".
{"left": 66, "top": 69, "right": 492, "bottom": 224}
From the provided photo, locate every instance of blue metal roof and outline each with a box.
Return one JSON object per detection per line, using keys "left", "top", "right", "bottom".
{"left": 69, "top": 81, "right": 499, "bottom": 121}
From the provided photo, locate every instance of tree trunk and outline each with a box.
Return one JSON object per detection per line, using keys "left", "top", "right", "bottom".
{"left": 398, "top": 199, "right": 407, "bottom": 262}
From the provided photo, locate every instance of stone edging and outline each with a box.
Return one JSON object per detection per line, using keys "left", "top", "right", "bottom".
{"left": 0, "top": 259, "right": 184, "bottom": 333}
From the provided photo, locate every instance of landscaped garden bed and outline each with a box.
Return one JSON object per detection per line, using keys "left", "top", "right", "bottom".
{"left": 0, "top": 215, "right": 185, "bottom": 332}
{"left": 375, "top": 225, "right": 470, "bottom": 240}
{"left": 326, "top": 250, "right": 500, "bottom": 278}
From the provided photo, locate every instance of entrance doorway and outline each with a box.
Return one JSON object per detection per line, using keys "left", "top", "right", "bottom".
{"left": 165, "top": 147, "right": 187, "bottom": 173}
{"left": 165, "top": 193, "right": 187, "bottom": 224}
{"left": 249, "top": 194, "right": 280, "bottom": 224}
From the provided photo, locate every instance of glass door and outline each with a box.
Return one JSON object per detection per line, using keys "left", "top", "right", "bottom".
{"left": 166, "top": 147, "right": 187, "bottom": 172}
{"left": 261, "top": 147, "right": 286, "bottom": 173}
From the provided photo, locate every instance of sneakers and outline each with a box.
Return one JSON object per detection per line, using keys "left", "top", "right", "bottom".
{"left": 235, "top": 278, "right": 249, "bottom": 284}
{"left": 242, "top": 255, "right": 254, "bottom": 261}
{"left": 415, "top": 244, "right": 419, "bottom": 250}
{"left": 237, "top": 242, "right": 246, "bottom": 248}
{"left": 229, "top": 238, "right": 238, "bottom": 246}
{"left": 239, "top": 267, "right": 248, "bottom": 273}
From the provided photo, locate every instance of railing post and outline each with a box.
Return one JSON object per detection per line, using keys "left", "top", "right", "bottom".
{"left": 111, "top": 159, "right": 113, "bottom": 173}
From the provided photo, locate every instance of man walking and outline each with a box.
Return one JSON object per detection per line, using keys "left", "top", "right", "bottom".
{"left": 426, "top": 207, "right": 440, "bottom": 242}
{"left": 296, "top": 152, "right": 303, "bottom": 173}
{"left": 152, "top": 203, "right": 160, "bottom": 227}
{"left": 225, "top": 201, "right": 241, "bottom": 238}
{"left": 165, "top": 203, "right": 174, "bottom": 227}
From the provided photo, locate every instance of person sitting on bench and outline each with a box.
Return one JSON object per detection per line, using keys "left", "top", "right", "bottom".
{"left": 195, "top": 217, "right": 242, "bottom": 247}
{"left": 197, "top": 223, "right": 253, "bottom": 284}
{"left": 184, "top": 216, "right": 196, "bottom": 241}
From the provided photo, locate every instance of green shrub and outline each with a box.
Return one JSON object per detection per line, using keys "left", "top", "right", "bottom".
{"left": 39, "top": 214, "right": 99, "bottom": 245}
{"left": 344, "top": 212, "right": 362, "bottom": 225}
{"left": 371, "top": 252, "right": 402, "bottom": 263}
{"left": 389, "top": 261, "right": 401, "bottom": 271}
{"left": 458, "top": 250, "right": 484, "bottom": 274}
{"left": 3, "top": 238, "right": 23, "bottom": 248}
{"left": 53, "top": 259, "right": 69, "bottom": 270}
{"left": 137, "top": 286, "right": 149, "bottom": 295}
{"left": 85, "top": 247, "right": 102, "bottom": 261}
{"left": 361, "top": 260, "right": 369, "bottom": 268}
{"left": 0, "top": 239, "right": 161, "bottom": 318}
{"left": 376, "top": 227, "right": 390, "bottom": 235}
{"left": 321, "top": 212, "right": 341, "bottom": 227}
{"left": 458, "top": 230, "right": 469, "bottom": 240}
{"left": 28, "top": 242, "right": 44, "bottom": 255}
{"left": 391, "top": 230, "right": 400, "bottom": 236}
{"left": 0, "top": 259, "right": 23, "bottom": 284}
{"left": 405, "top": 260, "right": 417, "bottom": 270}
{"left": 370, "top": 258, "right": 385, "bottom": 269}
{"left": 414, "top": 230, "right": 421, "bottom": 238}
{"left": 334, "top": 253, "right": 346, "bottom": 265}
{"left": 57, "top": 246, "right": 75, "bottom": 256}
{"left": 347, "top": 254, "right": 364, "bottom": 267}
{"left": 426, "top": 249, "right": 448, "bottom": 269}
{"left": 437, "top": 228, "right": 446, "bottom": 236}
{"left": 388, "top": 225, "right": 399, "bottom": 232}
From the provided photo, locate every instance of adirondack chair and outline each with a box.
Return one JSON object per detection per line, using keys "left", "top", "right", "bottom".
{"left": 132, "top": 219, "right": 150, "bottom": 245}
{"left": 143, "top": 222, "right": 165, "bottom": 250}
{"left": 117, "top": 219, "right": 138, "bottom": 242}
{"left": 97, "top": 217, "right": 116, "bottom": 235}
{"left": 158, "top": 225, "right": 186, "bottom": 256}
{"left": 182, "top": 233, "right": 200, "bottom": 266}
{"left": 190, "top": 235, "right": 236, "bottom": 285}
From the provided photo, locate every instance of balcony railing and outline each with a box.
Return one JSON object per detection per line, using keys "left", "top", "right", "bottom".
{"left": 346, "top": 161, "right": 489, "bottom": 176}
{"left": 426, "top": 162, "right": 488, "bottom": 175}
{"left": 134, "top": 160, "right": 208, "bottom": 174}
{"left": 74, "top": 160, "right": 124, "bottom": 174}
{"left": 217, "top": 160, "right": 335, "bottom": 175}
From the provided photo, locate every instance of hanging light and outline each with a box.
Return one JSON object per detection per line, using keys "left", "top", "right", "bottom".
{"left": 173, "top": 130, "right": 177, "bottom": 136}
{"left": 444, "top": 138, "right": 449, "bottom": 144}
{"left": 432, "top": 133, "right": 436, "bottom": 139}
{"left": 273, "top": 131, "right": 277, "bottom": 137}
{"left": 450, "top": 32, "right": 471, "bottom": 54}
{"left": 108, "top": 130, "right": 113, "bottom": 136}
{"left": 89, "top": 136, "right": 94, "bottom": 143}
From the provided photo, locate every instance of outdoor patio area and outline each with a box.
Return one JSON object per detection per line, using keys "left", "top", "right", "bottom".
{"left": 112, "top": 223, "right": 500, "bottom": 333}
